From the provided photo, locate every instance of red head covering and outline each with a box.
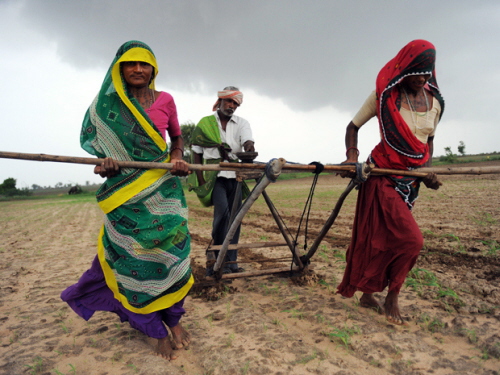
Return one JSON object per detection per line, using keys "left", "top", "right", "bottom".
{"left": 371, "top": 40, "right": 445, "bottom": 170}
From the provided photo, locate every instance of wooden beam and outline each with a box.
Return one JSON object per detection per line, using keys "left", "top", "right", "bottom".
{"left": 207, "top": 241, "right": 288, "bottom": 251}
{"left": 205, "top": 265, "right": 306, "bottom": 280}
{"left": 3, "top": 150, "right": 500, "bottom": 176}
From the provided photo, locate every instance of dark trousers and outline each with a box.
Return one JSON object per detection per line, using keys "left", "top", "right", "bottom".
{"left": 211, "top": 177, "right": 242, "bottom": 272}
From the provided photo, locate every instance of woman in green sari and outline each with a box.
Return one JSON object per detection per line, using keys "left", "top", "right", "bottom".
{"left": 61, "top": 41, "right": 193, "bottom": 360}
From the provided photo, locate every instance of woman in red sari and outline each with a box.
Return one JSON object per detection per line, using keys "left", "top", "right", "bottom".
{"left": 337, "top": 40, "right": 445, "bottom": 325}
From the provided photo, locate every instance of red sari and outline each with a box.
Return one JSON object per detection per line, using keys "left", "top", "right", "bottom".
{"left": 337, "top": 40, "right": 444, "bottom": 297}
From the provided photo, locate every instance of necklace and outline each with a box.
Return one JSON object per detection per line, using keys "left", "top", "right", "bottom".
{"left": 402, "top": 87, "right": 429, "bottom": 130}
{"left": 144, "top": 89, "right": 155, "bottom": 112}
{"left": 149, "top": 89, "right": 155, "bottom": 109}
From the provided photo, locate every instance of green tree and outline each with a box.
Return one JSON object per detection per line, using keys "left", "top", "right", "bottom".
{"left": 457, "top": 141, "right": 466, "bottom": 156}
{"left": 167, "top": 122, "right": 196, "bottom": 163}
{"left": 0, "top": 178, "right": 31, "bottom": 197}
{"left": 180, "top": 122, "right": 196, "bottom": 162}
{"left": 1, "top": 177, "right": 17, "bottom": 190}
{"left": 441, "top": 146, "right": 457, "bottom": 163}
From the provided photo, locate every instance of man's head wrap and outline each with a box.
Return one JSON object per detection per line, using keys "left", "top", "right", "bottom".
{"left": 212, "top": 89, "right": 244, "bottom": 111}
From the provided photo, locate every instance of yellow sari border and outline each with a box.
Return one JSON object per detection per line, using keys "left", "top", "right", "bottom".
{"left": 97, "top": 226, "right": 194, "bottom": 314}
{"left": 111, "top": 47, "right": 166, "bottom": 152}
{"left": 98, "top": 156, "right": 171, "bottom": 214}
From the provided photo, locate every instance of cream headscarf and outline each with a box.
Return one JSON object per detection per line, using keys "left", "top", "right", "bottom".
{"left": 212, "top": 89, "right": 244, "bottom": 111}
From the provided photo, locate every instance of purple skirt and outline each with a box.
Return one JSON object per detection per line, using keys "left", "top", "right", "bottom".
{"left": 61, "top": 256, "right": 185, "bottom": 339}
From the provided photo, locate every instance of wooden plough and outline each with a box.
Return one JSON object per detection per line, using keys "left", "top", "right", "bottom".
{"left": 2, "top": 150, "right": 500, "bottom": 282}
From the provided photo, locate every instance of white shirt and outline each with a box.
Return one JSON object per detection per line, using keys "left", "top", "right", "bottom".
{"left": 192, "top": 112, "right": 254, "bottom": 178}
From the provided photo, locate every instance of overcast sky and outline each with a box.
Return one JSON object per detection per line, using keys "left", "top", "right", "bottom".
{"left": 1, "top": 0, "right": 499, "bottom": 188}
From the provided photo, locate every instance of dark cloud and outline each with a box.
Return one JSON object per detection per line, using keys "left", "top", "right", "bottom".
{"left": 17, "top": 0, "right": 499, "bottom": 116}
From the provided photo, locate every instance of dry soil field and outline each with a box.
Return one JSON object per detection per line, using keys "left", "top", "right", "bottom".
{"left": 1, "top": 161, "right": 499, "bottom": 375}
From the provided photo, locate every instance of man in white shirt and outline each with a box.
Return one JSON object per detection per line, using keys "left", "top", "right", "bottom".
{"left": 191, "top": 87, "right": 255, "bottom": 275}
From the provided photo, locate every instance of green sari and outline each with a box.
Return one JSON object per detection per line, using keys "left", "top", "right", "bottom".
{"left": 188, "top": 115, "right": 249, "bottom": 207}
{"left": 81, "top": 41, "right": 193, "bottom": 314}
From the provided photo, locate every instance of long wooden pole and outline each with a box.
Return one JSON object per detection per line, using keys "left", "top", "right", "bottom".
{"left": 2, "top": 151, "right": 500, "bottom": 176}
{"left": 0, "top": 151, "right": 237, "bottom": 172}
{"left": 223, "top": 162, "right": 500, "bottom": 177}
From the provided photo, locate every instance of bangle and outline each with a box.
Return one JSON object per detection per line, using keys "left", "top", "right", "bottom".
{"left": 346, "top": 147, "right": 359, "bottom": 157}
{"left": 170, "top": 147, "right": 184, "bottom": 157}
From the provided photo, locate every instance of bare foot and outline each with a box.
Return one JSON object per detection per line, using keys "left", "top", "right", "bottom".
{"left": 359, "top": 293, "right": 383, "bottom": 314}
{"left": 383, "top": 291, "right": 407, "bottom": 325}
{"left": 156, "top": 337, "right": 178, "bottom": 360}
{"left": 169, "top": 324, "right": 191, "bottom": 349}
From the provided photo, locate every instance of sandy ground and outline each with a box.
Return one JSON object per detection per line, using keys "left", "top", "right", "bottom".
{"left": 1, "top": 161, "right": 500, "bottom": 375}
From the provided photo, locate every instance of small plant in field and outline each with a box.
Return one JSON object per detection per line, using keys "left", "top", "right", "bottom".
{"left": 326, "top": 324, "right": 360, "bottom": 349}
{"left": 291, "top": 351, "right": 318, "bottom": 365}
{"left": 416, "top": 312, "right": 431, "bottom": 325}
{"left": 438, "top": 288, "right": 464, "bottom": 307}
{"left": 318, "top": 278, "right": 335, "bottom": 292}
{"left": 480, "top": 348, "right": 490, "bottom": 360}
{"left": 443, "top": 233, "right": 466, "bottom": 253}
{"left": 60, "top": 322, "right": 69, "bottom": 333}
{"left": 260, "top": 283, "right": 280, "bottom": 296}
{"left": 417, "top": 313, "right": 446, "bottom": 333}
{"left": 271, "top": 318, "right": 287, "bottom": 330}
{"left": 205, "top": 314, "right": 214, "bottom": 327}
{"left": 427, "top": 317, "right": 445, "bottom": 333}
{"left": 225, "top": 301, "right": 233, "bottom": 318}
{"left": 407, "top": 269, "right": 464, "bottom": 311}
{"left": 331, "top": 248, "right": 346, "bottom": 263}
{"left": 68, "top": 363, "right": 77, "bottom": 374}
{"left": 470, "top": 211, "right": 497, "bottom": 226}
{"left": 318, "top": 250, "right": 330, "bottom": 263}
{"left": 422, "top": 229, "right": 438, "bottom": 237}
{"left": 434, "top": 336, "right": 444, "bottom": 344}
{"left": 315, "top": 313, "right": 326, "bottom": 323}
{"left": 10, "top": 330, "right": 19, "bottom": 344}
{"left": 283, "top": 308, "right": 305, "bottom": 320}
{"left": 460, "top": 328, "right": 478, "bottom": 343}
{"left": 25, "top": 356, "right": 43, "bottom": 375}
{"left": 111, "top": 351, "right": 123, "bottom": 362}
{"left": 241, "top": 361, "right": 251, "bottom": 375}
{"left": 225, "top": 333, "right": 235, "bottom": 347}
{"left": 480, "top": 239, "right": 500, "bottom": 256}
{"left": 89, "top": 337, "right": 97, "bottom": 347}
{"left": 405, "top": 268, "right": 439, "bottom": 293}
{"left": 127, "top": 363, "right": 139, "bottom": 373}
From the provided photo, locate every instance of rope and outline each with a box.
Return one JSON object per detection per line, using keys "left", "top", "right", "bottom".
{"left": 294, "top": 161, "right": 324, "bottom": 254}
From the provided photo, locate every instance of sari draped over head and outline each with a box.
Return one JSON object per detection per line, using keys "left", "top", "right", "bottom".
{"left": 370, "top": 39, "right": 445, "bottom": 208}
{"left": 187, "top": 115, "right": 250, "bottom": 207}
{"left": 80, "top": 40, "right": 193, "bottom": 314}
